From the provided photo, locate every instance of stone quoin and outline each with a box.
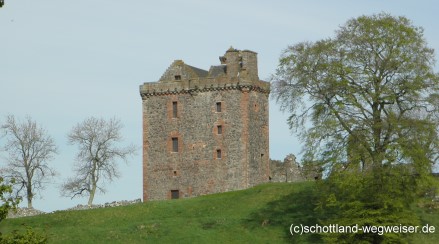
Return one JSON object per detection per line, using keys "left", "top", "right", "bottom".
{"left": 139, "top": 47, "right": 270, "bottom": 201}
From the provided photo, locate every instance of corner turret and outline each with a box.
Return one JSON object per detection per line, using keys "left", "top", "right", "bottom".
{"left": 219, "top": 47, "right": 259, "bottom": 80}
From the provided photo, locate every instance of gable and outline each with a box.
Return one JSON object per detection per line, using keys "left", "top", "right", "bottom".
{"left": 159, "top": 60, "right": 208, "bottom": 82}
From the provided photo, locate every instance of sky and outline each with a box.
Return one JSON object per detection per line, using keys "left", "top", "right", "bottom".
{"left": 1, "top": 0, "right": 438, "bottom": 212}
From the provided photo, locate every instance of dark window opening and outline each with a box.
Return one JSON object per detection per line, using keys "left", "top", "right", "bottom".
{"left": 172, "top": 137, "right": 178, "bottom": 152}
{"left": 171, "top": 190, "right": 179, "bottom": 199}
{"left": 175, "top": 75, "right": 181, "bottom": 80}
{"left": 172, "top": 101, "right": 178, "bottom": 118}
{"left": 173, "top": 170, "right": 177, "bottom": 176}
{"left": 216, "top": 102, "right": 222, "bottom": 112}
{"left": 217, "top": 125, "right": 222, "bottom": 134}
{"left": 217, "top": 149, "right": 222, "bottom": 159}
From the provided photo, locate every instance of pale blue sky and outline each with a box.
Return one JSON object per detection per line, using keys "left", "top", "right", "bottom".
{"left": 1, "top": 0, "right": 438, "bottom": 212}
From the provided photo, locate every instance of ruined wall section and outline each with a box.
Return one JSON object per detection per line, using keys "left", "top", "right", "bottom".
{"left": 270, "top": 154, "right": 305, "bottom": 183}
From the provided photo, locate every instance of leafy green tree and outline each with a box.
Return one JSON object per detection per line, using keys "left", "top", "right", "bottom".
{"left": 272, "top": 13, "right": 439, "bottom": 242}
{"left": 0, "top": 177, "right": 47, "bottom": 243}
{"left": 0, "top": 177, "right": 18, "bottom": 223}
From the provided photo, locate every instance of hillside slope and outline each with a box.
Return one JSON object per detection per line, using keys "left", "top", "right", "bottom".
{"left": 1, "top": 182, "right": 437, "bottom": 243}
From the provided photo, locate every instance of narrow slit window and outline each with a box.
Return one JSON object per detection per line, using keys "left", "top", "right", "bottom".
{"left": 217, "top": 125, "right": 222, "bottom": 134}
{"left": 216, "top": 102, "right": 222, "bottom": 112}
{"left": 172, "top": 137, "right": 178, "bottom": 152}
{"left": 172, "top": 101, "right": 178, "bottom": 118}
{"left": 216, "top": 149, "right": 222, "bottom": 159}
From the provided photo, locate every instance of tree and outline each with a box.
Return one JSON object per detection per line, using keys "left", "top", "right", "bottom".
{"left": 0, "top": 177, "right": 18, "bottom": 223}
{"left": 1, "top": 115, "right": 58, "bottom": 208}
{"left": 61, "top": 117, "right": 136, "bottom": 206}
{"left": 272, "top": 13, "right": 439, "bottom": 242}
{"left": 0, "top": 177, "right": 47, "bottom": 243}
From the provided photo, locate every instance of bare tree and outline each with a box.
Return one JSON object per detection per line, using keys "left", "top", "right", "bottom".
{"left": 61, "top": 117, "right": 136, "bottom": 206}
{"left": 0, "top": 115, "right": 58, "bottom": 208}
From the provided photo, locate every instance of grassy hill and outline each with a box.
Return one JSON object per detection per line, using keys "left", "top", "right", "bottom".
{"left": 1, "top": 182, "right": 438, "bottom": 243}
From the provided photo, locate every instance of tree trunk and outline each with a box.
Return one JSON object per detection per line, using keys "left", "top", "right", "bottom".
{"left": 87, "top": 160, "right": 98, "bottom": 207}
{"left": 27, "top": 199, "right": 33, "bottom": 209}
{"left": 27, "top": 186, "right": 33, "bottom": 209}
{"left": 88, "top": 185, "right": 96, "bottom": 207}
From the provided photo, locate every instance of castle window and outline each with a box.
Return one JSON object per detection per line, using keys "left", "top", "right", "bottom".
{"left": 172, "top": 101, "right": 178, "bottom": 118}
{"left": 216, "top": 102, "right": 222, "bottom": 112}
{"left": 171, "top": 190, "right": 179, "bottom": 199}
{"left": 174, "top": 75, "right": 181, "bottom": 80}
{"left": 172, "top": 137, "right": 179, "bottom": 152}
{"left": 217, "top": 125, "right": 222, "bottom": 135}
{"left": 216, "top": 149, "right": 222, "bottom": 159}
{"left": 173, "top": 170, "right": 177, "bottom": 176}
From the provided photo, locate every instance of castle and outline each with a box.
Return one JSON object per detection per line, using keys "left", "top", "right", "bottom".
{"left": 139, "top": 47, "right": 270, "bottom": 201}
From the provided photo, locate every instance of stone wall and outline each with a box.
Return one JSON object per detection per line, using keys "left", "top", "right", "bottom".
{"left": 7, "top": 199, "right": 142, "bottom": 218}
{"left": 270, "top": 154, "right": 305, "bottom": 183}
{"left": 269, "top": 154, "right": 324, "bottom": 182}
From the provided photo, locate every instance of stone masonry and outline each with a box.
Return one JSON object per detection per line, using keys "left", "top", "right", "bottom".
{"left": 270, "top": 154, "right": 305, "bottom": 183}
{"left": 269, "top": 154, "right": 323, "bottom": 182}
{"left": 139, "top": 47, "right": 270, "bottom": 201}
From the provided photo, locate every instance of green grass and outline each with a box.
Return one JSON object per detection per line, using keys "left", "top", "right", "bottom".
{"left": 1, "top": 182, "right": 438, "bottom": 243}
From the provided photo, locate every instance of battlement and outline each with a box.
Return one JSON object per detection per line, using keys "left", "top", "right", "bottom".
{"left": 140, "top": 77, "right": 269, "bottom": 98}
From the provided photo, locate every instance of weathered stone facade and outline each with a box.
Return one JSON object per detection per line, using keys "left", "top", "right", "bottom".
{"left": 269, "top": 154, "right": 323, "bottom": 182}
{"left": 139, "top": 48, "right": 270, "bottom": 201}
{"left": 270, "top": 154, "right": 305, "bottom": 183}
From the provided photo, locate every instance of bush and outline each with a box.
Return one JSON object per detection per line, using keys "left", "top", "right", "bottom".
{"left": 0, "top": 227, "right": 47, "bottom": 244}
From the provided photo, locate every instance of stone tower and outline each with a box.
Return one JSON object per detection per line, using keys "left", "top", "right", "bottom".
{"left": 139, "top": 47, "right": 270, "bottom": 201}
